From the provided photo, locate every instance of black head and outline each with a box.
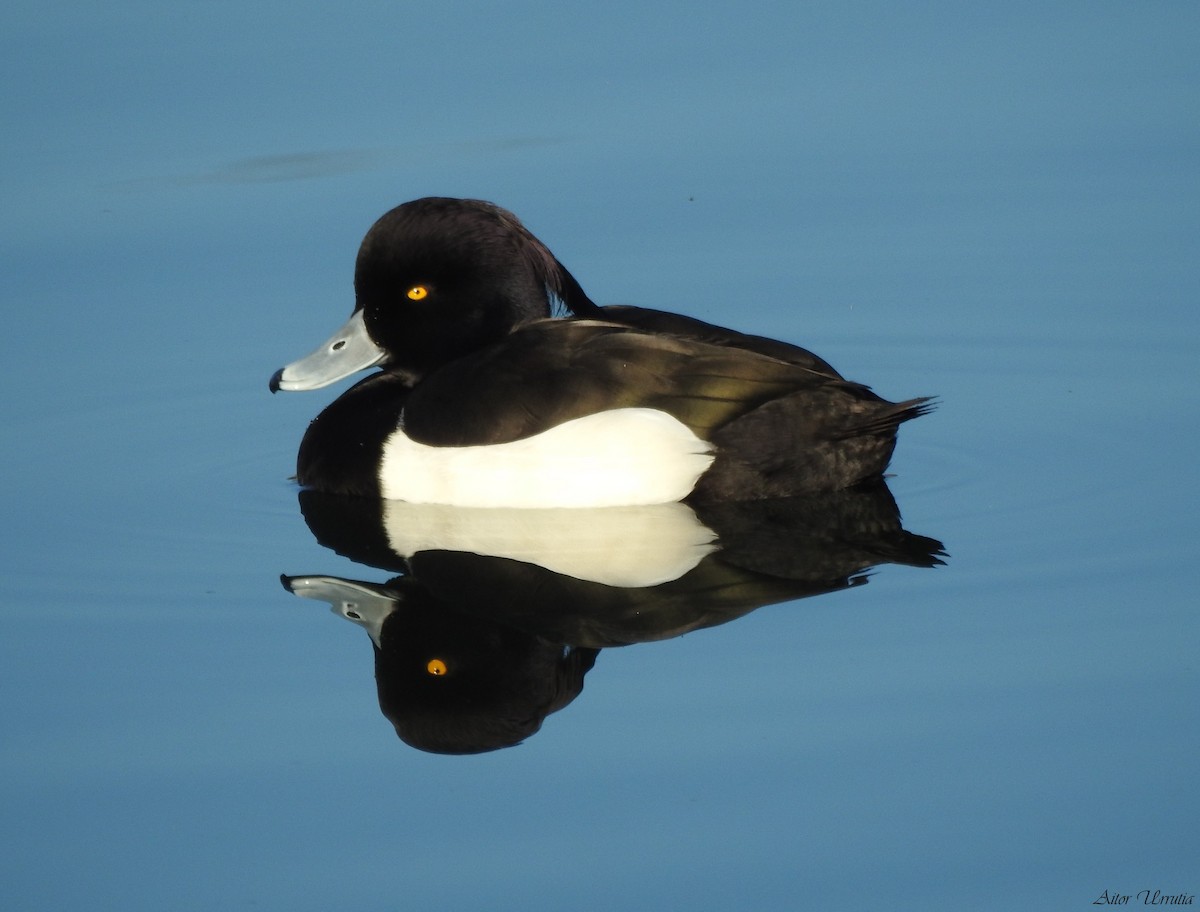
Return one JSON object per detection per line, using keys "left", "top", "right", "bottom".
{"left": 353, "top": 198, "right": 600, "bottom": 380}
{"left": 371, "top": 581, "right": 598, "bottom": 755}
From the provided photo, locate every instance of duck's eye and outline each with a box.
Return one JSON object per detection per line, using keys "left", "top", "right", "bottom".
{"left": 426, "top": 658, "right": 448, "bottom": 676}
{"left": 406, "top": 285, "right": 430, "bottom": 301}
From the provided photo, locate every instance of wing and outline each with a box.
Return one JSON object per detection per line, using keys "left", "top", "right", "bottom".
{"left": 599, "top": 304, "right": 844, "bottom": 378}
{"left": 400, "top": 319, "right": 873, "bottom": 447}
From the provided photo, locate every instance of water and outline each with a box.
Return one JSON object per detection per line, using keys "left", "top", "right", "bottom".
{"left": 2, "top": 2, "right": 1197, "bottom": 909}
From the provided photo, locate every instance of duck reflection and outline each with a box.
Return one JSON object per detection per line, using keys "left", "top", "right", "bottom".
{"left": 282, "top": 482, "right": 944, "bottom": 754}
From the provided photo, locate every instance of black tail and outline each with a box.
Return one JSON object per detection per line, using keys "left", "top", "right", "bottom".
{"left": 840, "top": 396, "right": 936, "bottom": 439}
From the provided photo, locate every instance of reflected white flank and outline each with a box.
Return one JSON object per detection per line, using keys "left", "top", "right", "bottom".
{"left": 381, "top": 500, "right": 718, "bottom": 588}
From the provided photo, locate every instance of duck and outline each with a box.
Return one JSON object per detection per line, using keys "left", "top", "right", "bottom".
{"left": 270, "top": 197, "right": 932, "bottom": 507}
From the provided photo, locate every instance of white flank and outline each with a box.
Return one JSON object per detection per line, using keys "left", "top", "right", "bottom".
{"left": 382, "top": 500, "right": 719, "bottom": 588}
{"left": 379, "top": 408, "right": 714, "bottom": 508}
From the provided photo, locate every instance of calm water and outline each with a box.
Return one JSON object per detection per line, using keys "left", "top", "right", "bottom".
{"left": 3, "top": 2, "right": 1197, "bottom": 910}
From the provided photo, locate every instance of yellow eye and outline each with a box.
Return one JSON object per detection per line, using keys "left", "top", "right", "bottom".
{"left": 406, "top": 285, "right": 429, "bottom": 301}
{"left": 426, "top": 658, "right": 447, "bottom": 676}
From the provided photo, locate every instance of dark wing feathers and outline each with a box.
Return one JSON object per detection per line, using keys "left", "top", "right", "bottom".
{"left": 401, "top": 320, "right": 893, "bottom": 447}
{"left": 598, "top": 305, "right": 844, "bottom": 378}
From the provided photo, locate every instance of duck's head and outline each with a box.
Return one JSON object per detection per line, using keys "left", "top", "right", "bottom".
{"left": 270, "top": 197, "right": 599, "bottom": 392}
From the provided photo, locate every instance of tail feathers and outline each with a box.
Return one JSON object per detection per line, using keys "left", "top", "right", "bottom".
{"left": 838, "top": 396, "right": 936, "bottom": 440}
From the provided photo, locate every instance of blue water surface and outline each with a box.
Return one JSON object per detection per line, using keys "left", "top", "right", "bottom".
{"left": 2, "top": 2, "right": 1197, "bottom": 910}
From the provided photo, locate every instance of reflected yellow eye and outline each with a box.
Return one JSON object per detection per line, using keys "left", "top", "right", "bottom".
{"left": 426, "top": 658, "right": 448, "bottom": 676}
{"left": 406, "top": 285, "right": 430, "bottom": 301}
